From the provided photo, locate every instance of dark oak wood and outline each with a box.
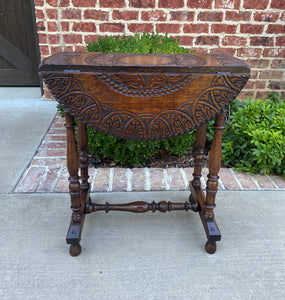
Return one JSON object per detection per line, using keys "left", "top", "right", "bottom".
{"left": 39, "top": 52, "right": 250, "bottom": 255}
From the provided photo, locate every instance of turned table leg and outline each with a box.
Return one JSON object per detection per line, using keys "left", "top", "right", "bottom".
{"left": 78, "top": 121, "right": 90, "bottom": 206}
{"left": 65, "top": 111, "right": 83, "bottom": 256}
{"left": 203, "top": 112, "right": 225, "bottom": 254}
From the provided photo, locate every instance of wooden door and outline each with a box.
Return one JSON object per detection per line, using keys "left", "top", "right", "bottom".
{"left": 0, "top": 0, "right": 40, "bottom": 86}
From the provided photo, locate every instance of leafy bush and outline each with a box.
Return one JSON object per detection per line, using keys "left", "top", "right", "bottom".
{"left": 83, "top": 33, "right": 196, "bottom": 165}
{"left": 221, "top": 96, "right": 285, "bottom": 177}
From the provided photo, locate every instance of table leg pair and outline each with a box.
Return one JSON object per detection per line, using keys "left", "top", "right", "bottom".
{"left": 65, "top": 110, "right": 225, "bottom": 256}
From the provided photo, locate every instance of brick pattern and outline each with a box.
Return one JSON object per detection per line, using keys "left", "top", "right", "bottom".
{"left": 14, "top": 113, "right": 285, "bottom": 193}
{"left": 34, "top": 0, "right": 285, "bottom": 99}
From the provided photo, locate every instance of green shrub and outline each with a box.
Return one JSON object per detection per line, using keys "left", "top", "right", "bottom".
{"left": 221, "top": 96, "right": 285, "bottom": 177}
{"left": 83, "top": 33, "right": 196, "bottom": 165}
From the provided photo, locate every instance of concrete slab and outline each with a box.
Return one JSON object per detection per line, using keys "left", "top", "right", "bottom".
{"left": 0, "top": 87, "right": 42, "bottom": 99}
{"left": 1, "top": 191, "right": 284, "bottom": 299}
{"left": 0, "top": 97, "right": 57, "bottom": 193}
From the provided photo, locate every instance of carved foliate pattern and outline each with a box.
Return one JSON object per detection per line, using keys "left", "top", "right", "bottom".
{"left": 85, "top": 52, "right": 207, "bottom": 67}
{"left": 43, "top": 73, "right": 249, "bottom": 141}
{"left": 96, "top": 74, "right": 197, "bottom": 97}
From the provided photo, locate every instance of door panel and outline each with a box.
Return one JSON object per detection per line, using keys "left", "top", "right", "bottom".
{"left": 0, "top": 0, "right": 40, "bottom": 86}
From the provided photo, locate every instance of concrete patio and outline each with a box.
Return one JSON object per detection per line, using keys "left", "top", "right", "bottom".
{"left": 0, "top": 90, "right": 284, "bottom": 299}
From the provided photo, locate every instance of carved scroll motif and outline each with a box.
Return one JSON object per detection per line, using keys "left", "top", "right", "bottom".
{"left": 44, "top": 73, "right": 249, "bottom": 140}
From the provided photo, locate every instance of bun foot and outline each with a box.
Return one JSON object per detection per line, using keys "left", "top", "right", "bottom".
{"left": 205, "top": 240, "right": 216, "bottom": 254}
{"left": 69, "top": 243, "right": 81, "bottom": 257}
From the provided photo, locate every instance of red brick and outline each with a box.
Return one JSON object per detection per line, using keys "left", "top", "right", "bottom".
{"left": 75, "top": 45, "right": 86, "bottom": 52}
{"left": 268, "top": 80, "right": 285, "bottom": 90}
{"left": 182, "top": 167, "right": 194, "bottom": 184}
{"left": 72, "top": 22, "right": 96, "bottom": 32}
{"left": 48, "top": 22, "right": 58, "bottom": 32}
{"left": 183, "top": 24, "right": 209, "bottom": 33}
{"left": 84, "top": 35, "right": 99, "bottom": 43}
{"left": 196, "top": 36, "right": 219, "bottom": 46}
{"left": 38, "top": 33, "right": 47, "bottom": 44}
{"left": 45, "top": 135, "right": 67, "bottom": 142}
{"left": 251, "top": 175, "right": 276, "bottom": 189}
{"left": 55, "top": 168, "right": 69, "bottom": 192}
{"left": 16, "top": 167, "right": 45, "bottom": 193}
{"left": 247, "top": 59, "right": 270, "bottom": 69}
{"left": 167, "top": 168, "right": 186, "bottom": 190}
{"left": 281, "top": 12, "right": 285, "bottom": 22}
{"left": 244, "top": 80, "right": 266, "bottom": 90}
{"left": 210, "top": 48, "right": 236, "bottom": 56}
{"left": 276, "top": 36, "right": 285, "bottom": 46}
{"left": 187, "top": 0, "right": 212, "bottom": 8}
{"left": 179, "top": 36, "right": 194, "bottom": 46}
{"left": 39, "top": 45, "right": 49, "bottom": 55}
{"left": 99, "top": 0, "right": 126, "bottom": 7}
{"left": 61, "top": 22, "right": 69, "bottom": 31}
{"left": 31, "top": 157, "right": 66, "bottom": 167}
{"left": 253, "top": 12, "right": 279, "bottom": 22}
{"left": 259, "top": 70, "right": 284, "bottom": 79}
{"left": 211, "top": 24, "right": 237, "bottom": 34}
{"left": 35, "top": 9, "right": 44, "bottom": 19}
{"left": 112, "top": 168, "right": 128, "bottom": 191}
{"left": 73, "top": 0, "right": 97, "bottom": 6}
{"left": 61, "top": 9, "right": 82, "bottom": 19}
{"left": 158, "top": 0, "right": 184, "bottom": 8}
{"left": 37, "top": 21, "right": 46, "bottom": 32}
{"left": 100, "top": 23, "right": 125, "bottom": 32}
{"left": 60, "top": 0, "right": 70, "bottom": 6}
{"left": 46, "top": 0, "right": 57, "bottom": 6}
{"left": 93, "top": 168, "right": 110, "bottom": 192}
{"left": 46, "top": 8, "right": 58, "bottom": 19}
{"left": 271, "top": 60, "right": 285, "bottom": 69}
{"left": 240, "top": 24, "right": 264, "bottom": 34}
{"left": 170, "top": 11, "right": 194, "bottom": 21}
{"left": 263, "top": 48, "right": 285, "bottom": 57}
{"left": 243, "top": 0, "right": 268, "bottom": 9}
{"left": 226, "top": 11, "right": 251, "bottom": 21}
{"left": 84, "top": 10, "right": 109, "bottom": 20}
{"left": 128, "top": 23, "right": 154, "bottom": 33}
{"left": 150, "top": 168, "right": 166, "bottom": 191}
{"left": 237, "top": 48, "right": 262, "bottom": 58}
{"left": 129, "top": 0, "right": 155, "bottom": 8}
{"left": 141, "top": 10, "right": 167, "bottom": 21}
{"left": 63, "top": 34, "right": 82, "bottom": 44}
{"left": 222, "top": 36, "right": 247, "bottom": 46}
{"left": 113, "top": 10, "right": 139, "bottom": 20}
{"left": 218, "top": 168, "right": 241, "bottom": 190}
{"left": 215, "top": 0, "right": 240, "bottom": 9}
{"left": 267, "top": 25, "right": 285, "bottom": 34}
{"left": 131, "top": 168, "right": 146, "bottom": 191}
{"left": 250, "top": 37, "right": 274, "bottom": 47}
{"left": 41, "top": 142, "right": 67, "bottom": 149}
{"left": 233, "top": 171, "right": 259, "bottom": 189}
{"left": 271, "top": 0, "right": 285, "bottom": 9}
{"left": 37, "top": 167, "right": 61, "bottom": 193}
{"left": 198, "top": 11, "right": 223, "bottom": 22}
{"left": 48, "top": 34, "right": 60, "bottom": 44}
{"left": 238, "top": 91, "right": 255, "bottom": 100}
{"left": 34, "top": 0, "right": 44, "bottom": 6}
{"left": 184, "top": 24, "right": 208, "bottom": 34}
{"left": 156, "top": 24, "right": 181, "bottom": 33}
{"left": 268, "top": 175, "right": 285, "bottom": 189}
{"left": 51, "top": 46, "right": 62, "bottom": 55}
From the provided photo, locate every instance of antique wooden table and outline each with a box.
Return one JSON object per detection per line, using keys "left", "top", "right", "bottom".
{"left": 39, "top": 52, "right": 250, "bottom": 256}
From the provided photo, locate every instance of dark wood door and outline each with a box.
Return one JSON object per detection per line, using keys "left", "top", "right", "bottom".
{"left": 0, "top": 0, "right": 40, "bottom": 86}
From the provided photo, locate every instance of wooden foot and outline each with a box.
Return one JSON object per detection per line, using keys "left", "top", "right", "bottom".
{"left": 69, "top": 243, "right": 81, "bottom": 257}
{"left": 205, "top": 240, "right": 216, "bottom": 254}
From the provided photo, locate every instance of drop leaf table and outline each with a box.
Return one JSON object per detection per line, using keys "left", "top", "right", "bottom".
{"left": 39, "top": 52, "right": 250, "bottom": 256}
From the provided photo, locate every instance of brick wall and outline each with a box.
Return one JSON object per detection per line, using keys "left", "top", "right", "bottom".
{"left": 34, "top": 0, "right": 285, "bottom": 99}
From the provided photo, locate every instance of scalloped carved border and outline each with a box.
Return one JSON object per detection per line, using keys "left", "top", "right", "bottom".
{"left": 44, "top": 73, "right": 249, "bottom": 140}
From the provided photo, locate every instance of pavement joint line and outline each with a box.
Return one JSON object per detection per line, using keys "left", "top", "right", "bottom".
{"left": 267, "top": 174, "right": 279, "bottom": 190}
{"left": 163, "top": 169, "right": 170, "bottom": 190}
{"left": 127, "top": 168, "right": 132, "bottom": 192}
{"left": 108, "top": 168, "right": 114, "bottom": 192}
{"left": 145, "top": 168, "right": 151, "bottom": 191}
{"left": 180, "top": 168, "right": 188, "bottom": 190}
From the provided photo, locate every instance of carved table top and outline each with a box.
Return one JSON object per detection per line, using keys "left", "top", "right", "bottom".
{"left": 39, "top": 52, "right": 250, "bottom": 140}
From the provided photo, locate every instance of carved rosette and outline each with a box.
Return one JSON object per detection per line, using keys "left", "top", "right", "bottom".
{"left": 43, "top": 73, "right": 249, "bottom": 141}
